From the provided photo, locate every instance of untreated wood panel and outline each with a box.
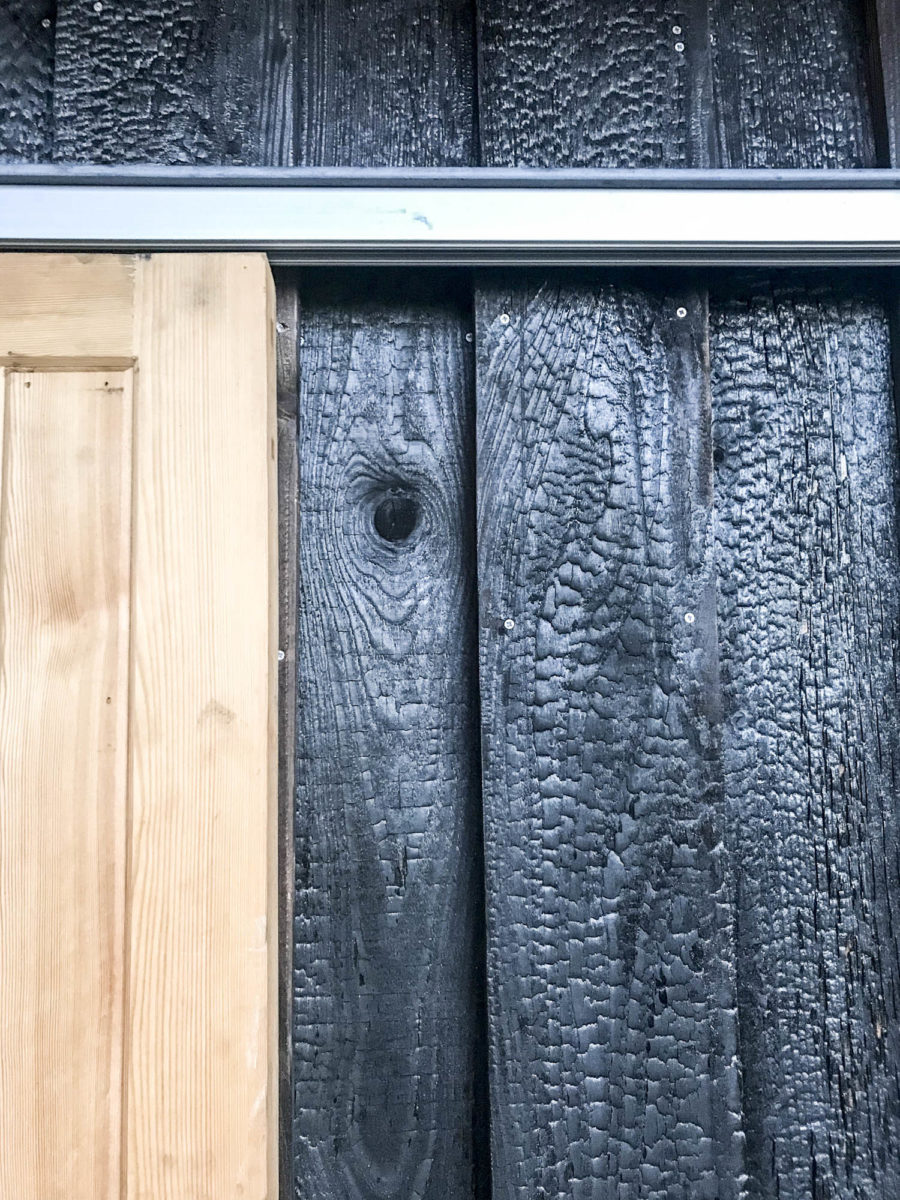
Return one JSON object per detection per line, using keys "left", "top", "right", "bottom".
{"left": 53, "top": 0, "right": 295, "bottom": 164}
{"left": 0, "top": 1, "right": 55, "bottom": 161}
{"left": 711, "top": 280, "right": 900, "bottom": 1199}
{"left": 127, "top": 254, "right": 276, "bottom": 1200}
{"left": 299, "top": 0, "right": 475, "bottom": 166}
{"left": 292, "top": 276, "right": 482, "bottom": 1199}
{"left": 0, "top": 365, "right": 132, "bottom": 1200}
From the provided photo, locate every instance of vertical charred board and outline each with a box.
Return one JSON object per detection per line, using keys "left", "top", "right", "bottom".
{"left": 476, "top": 278, "right": 742, "bottom": 1200}
{"left": 292, "top": 275, "right": 481, "bottom": 1199}
{"left": 474, "top": 2, "right": 738, "bottom": 1196}
{"left": 53, "top": 0, "right": 295, "bottom": 163}
{"left": 293, "top": 4, "right": 481, "bottom": 1195}
{"left": 0, "top": 1, "right": 55, "bottom": 161}
{"left": 705, "top": 2, "right": 900, "bottom": 1197}
{"left": 475, "top": 0, "right": 711, "bottom": 168}
{"left": 708, "top": 0, "right": 877, "bottom": 167}
{"left": 873, "top": 0, "right": 900, "bottom": 164}
{"left": 711, "top": 281, "right": 900, "bottom": 1199}
{"left": 298, "top": 0, "right": 475, "bottom": 166}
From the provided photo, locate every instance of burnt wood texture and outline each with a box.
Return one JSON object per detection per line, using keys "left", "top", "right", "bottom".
{"left": 292, "top": 8, "right": 484, "bottom": 1200}
{"left": 4, "top": 2, "right": 900, "bottom": 1199}
{"left": 475, "top": 2, "right": 900, "bottom": 1200}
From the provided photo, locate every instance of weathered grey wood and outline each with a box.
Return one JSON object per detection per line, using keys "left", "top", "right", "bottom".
{"left": 298, "top": 0, "right": 475, "bottom": 166}
{"left": 292, "top": 275, "right": 482, "bottom": 1199}
{"left": 53, "top": 0, "right": 295, "bottom": 164}
{"left": 0, "top": 2, "right": 55, "bottom": 162}
{"left": 711, "top": 280, "right": 900, "bottom": 1199}
{"left": 476, "top": 278, "right": 742, "bottom": 1199}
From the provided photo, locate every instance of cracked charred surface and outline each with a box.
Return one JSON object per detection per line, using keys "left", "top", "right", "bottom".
{"left": 476, "top": 279, "right": 743, "bottom": 1200}
{"left": 712, "top": 281, "right": 900, "bottom": 1199}
{"left": 0, "top": 2, "right": 55, "bottom": 161}
{"left": 292, "top": 276, "right": 483, "bottom": 1199}
{"left": 53, "top": 0, "right": 295, "bottom": 164}
{"left": 298, "top": 0, "right": 475, "bottom": 166}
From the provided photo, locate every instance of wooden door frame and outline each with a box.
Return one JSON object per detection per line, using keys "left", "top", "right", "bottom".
{"left": 1, "top": 166, "right": 900, "bottom": 266}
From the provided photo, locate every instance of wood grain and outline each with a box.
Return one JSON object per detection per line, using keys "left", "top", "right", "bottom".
{"left": 299, "top": 0, "right": 475, "bottom": 166}
{"left": 711, "top": 279, "right": 900, "bottom": 1199}
{"left": 874, "top": 0, "right": 900, "bottom": 164}
{"left": 0, "top": 1, "right": 55, "bottom": 161}
{"left": 53, "top": 0, "right": 295, "bottom": 164}
{"left": 708, "top": 0, "right": 877, "bottom": 167}
{"left": 476, "top": 279, "right": 742, "bottom": 1200}
{"left": 127, "top": 253, "right": 276, "bottom": 1200}
{"left": 292, "top": 275, "right": 482, "bottom": 1199}
{"left": 0, "top": 365, "right": 133, "bottom": 1200}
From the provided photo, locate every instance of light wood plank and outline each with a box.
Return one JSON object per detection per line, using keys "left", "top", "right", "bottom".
{"left": 0, "top": 255, "right": 135, "bottom": 360}
{"left": 0, "top": 366, "right": 133, "bottom": 1200}
{"left": 127, "top": 254, "right": 276, "bottom": 1200}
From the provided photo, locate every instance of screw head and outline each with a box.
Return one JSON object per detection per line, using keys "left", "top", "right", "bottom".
{"left": 672, "top": 24, "right": 682, "bottom": 34}
{"left": 684, "top": 612, "right": 695, "bottom": 625}
{"left": 675, "top": 41, "right": 685, "bottom": 52}
{"left": 41, "top": 16, "right": 52, "bottom": 26}
{"left": 465, "top": 332, "right": 473, "bottom": 342}
{"left": 93, "top": 1, "right": 103, "bottom": 11}
{"left": 676, "top": 306, "right": 688, "bottom": 319}
{"left": 277, "top": 649, "right": 286, "bottom": 661}
{"left": 503, "top": 617, "right": 516, "bottom": 631}
{"left": 499, "top": 313, "right": 510, "bottom": 325}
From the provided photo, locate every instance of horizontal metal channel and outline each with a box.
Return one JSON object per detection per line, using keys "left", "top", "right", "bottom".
{"left": 1, "top": 169, "right": 900, "bottom": 265}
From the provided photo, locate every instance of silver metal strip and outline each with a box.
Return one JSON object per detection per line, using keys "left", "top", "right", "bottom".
{"left": 1, "top": 182, "right": 899, "bottom": 265}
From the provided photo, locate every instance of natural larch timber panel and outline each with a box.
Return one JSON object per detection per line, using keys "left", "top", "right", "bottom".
{"left": 52, "top": 11, "right": 300, "bottom": 1186}
{"left": 710, "top": 282, "right": 900, "bottom": 1199}
{"left": 127, "top": 254, "right": 277, "bottom": 1200}
{"left": 0, "top": 252, "right": 277, "bottom": 1200}
{"left": 0, "top": 366, "right": 133, "bottom": 1200}
{"left": 292, "top": 276, "right": 482, "bottom": 1200}
{"left": 476, "top": 279, "right": 741, "bottom": 1200}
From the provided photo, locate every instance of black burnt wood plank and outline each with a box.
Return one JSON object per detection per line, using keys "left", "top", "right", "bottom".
{"left": 292, "top": 274, "right": 483, "bottom": 1199}
{"left": 474, "top": 3, "right": 736, "bottom": 1197}
{"left": 475, "top": 275, "right": 743, "bottom": 1199}
{"left": 52, "top": 0, "right": 295, "bottom": 164}
{"left": 474, "top": 0, "right": 896, "bottom": 1197}
{"left": 0, "top": 1, "right": 56, "bottom": 161}
{"left": 298, "top": 0, "right": 476, "bottom": 166}
{"left": 711, "top": 277, "right": 900, "bottom": 1199}
{"left": 292, "top": 6, "right": 482, "bottom": 1196}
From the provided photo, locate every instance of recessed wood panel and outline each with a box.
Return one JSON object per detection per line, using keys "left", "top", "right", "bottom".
{"left": 0, "top": 366, "right": 133, "bottom": 1200}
